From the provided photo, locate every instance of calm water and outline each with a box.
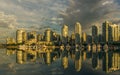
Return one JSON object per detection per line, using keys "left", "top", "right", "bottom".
{"left": 0, "top": 49, "right": 120, "bottom": 75}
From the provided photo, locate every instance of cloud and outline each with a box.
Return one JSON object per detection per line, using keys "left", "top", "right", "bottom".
{"left": 59, "top": 0, "right": 120, "bottom": 32}
{"left": 0, "top": 12, "right": 18, "bottom": 29}
{"left": 51, "top": 17, "right": 63, "bottom": 21}
{"left": 0, "top": 0, "right": 69, "bottom": 31}
{"left": 0, "top": 12, "right": 18, "bottom": 42}
{"left": 111, "top": 18, "right": 120, "bottom": 24}
{"left": 102, "top": 0, "right": 113, "bottom": 5}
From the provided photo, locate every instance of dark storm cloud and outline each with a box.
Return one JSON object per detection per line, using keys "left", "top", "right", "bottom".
{"left": 116, "top": 0, "right": 120, "bottom": 5}
{"left": 59, "top": 0, "right": 120, "bottom": 31}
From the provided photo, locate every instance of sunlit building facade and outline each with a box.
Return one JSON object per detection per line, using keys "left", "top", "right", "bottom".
{"left": 102, "top": 21, "right": 112, "bottom": 42}
{"left": 61, "top": 25, "right": 69, "bottom": 44}
{"left": 75, "top": 22, "right": 82, "bottom": 37}
{"left": 75, "top": 22, "right": 82, "bottom": 43}
{"left": 82, "top": 32, "right": 87, "bottom": 43}
{"left": 44, "top": 29, "right": 53, "bottom": 42}
{"left": 61, "top": 25, "right": 68, "bottom": 38}
{"left": 108, "top": 24, "right": 119, "bottom": 42}
{"left": 22, "top": 32, "right": 27, "bottom": 43}
{"left": 37, "top": 34, "right": 43, "bottom": 41}
{"left": 16, "top": 29, "right": 26, "bottom": 44}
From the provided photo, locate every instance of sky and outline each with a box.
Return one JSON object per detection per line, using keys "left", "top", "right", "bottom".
{"left": 0, "top": 0, "right": 120, "bottom": 43}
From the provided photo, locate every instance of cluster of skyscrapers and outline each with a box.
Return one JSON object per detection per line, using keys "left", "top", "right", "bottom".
{"left": 6, "top": 20, "right": 120, "bottom": 73}
{"left": 102, "top": 21, "right": 119, "bottom": 42}
{"left": 6, "top": 21, "right": 120, "bottom": 45}
{"left": 14, "top": 28, "right": 60, "bottom": 45}
{"left": 62, "top": 21, "right": 120, "bottom": 44}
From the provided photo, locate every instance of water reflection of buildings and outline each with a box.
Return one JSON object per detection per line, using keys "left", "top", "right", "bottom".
{"left": 74, "top": 50, "right": 82, "bottom": 71}
{"left": 6, "top": 21, "right": 120, "bottom": 73}
{"left": 103, "top": 51, "right": 120, "bottom": 73}
{"left": 92, "top": 53, "right": 99, "bottom": 69}
{"left": 61, "top": 50, "right": 68, "bottom": 69}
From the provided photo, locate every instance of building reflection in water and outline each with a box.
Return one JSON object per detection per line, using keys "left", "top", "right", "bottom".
{"left": 6, "top": 43, "right": 120, "bottom": 73}
{"left": 61, "top": 49, "right": 68, "bottom": 69}
{"left": 74, "top": 49, "right": 82, "bottom": 71}
{"left": 92, "top": 52, "right": 99, "bottom": 69}
{"left": 103, "top": 50, "right": 120, "bottom": 73}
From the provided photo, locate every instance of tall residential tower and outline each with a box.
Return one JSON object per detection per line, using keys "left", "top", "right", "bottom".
{"left": 108, "top": 24, "right": 119, "bottom": 42}
{"left": 102, "top": 21, "right": 112, "bottom": 42}
{"left": 75, "top": 22, "right": 82, "bottom": 43}
{"left": 61, "top": 25, "right": 69, "bottom": 44}
{"left": 92, "top": 25, "right": 99, "bottom": 43}
{"left": 16, "top": 29, "right": 27, "bottom": 44}
{"left": 62, "top": 25, "right": 68, "bottom": 38}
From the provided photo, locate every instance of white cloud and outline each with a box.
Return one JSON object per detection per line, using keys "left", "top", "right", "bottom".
{"left": 17, "top": 0, "right": 21, "bottom": 3}
{"left": 51, "top": 17, "right": 63, "bottom": 21}
{"left": 0, "top": 0, "right": 69, "bottom": 30}
{"left": 0, "top": 12, "right": 18, "bottom": 28}
{"left": 102, "top": 0, "right": 113, "bottom": 5}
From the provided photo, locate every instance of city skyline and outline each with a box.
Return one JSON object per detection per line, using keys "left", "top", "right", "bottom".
{"left": 6, "top": 21, "right": 120, "bottom": 44}
{"left": 0, "top": 0, "right": 120, "bottom": 43}
{"left": 0, "top": 0, "right": 120, "bottom": 75}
